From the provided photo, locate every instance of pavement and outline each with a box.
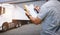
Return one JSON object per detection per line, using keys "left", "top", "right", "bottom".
{"left": 0, "top": 24, "right": 41, "bottom": 35}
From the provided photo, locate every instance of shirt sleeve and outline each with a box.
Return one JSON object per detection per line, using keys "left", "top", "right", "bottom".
{"left": 37, "top": 6, "right": 49, "bottom": 20}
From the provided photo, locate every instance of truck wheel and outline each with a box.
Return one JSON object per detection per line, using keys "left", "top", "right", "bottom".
{"left": 2, "top": 22, "right": 9, "bottom": 31}
{"left": 15, "top": 23, "right": 21, "bottom": 28}
{"left": 15, "top": 24, "right": 19, "bottom": 28}
{"left": 18, "top": 23, "right": 21, "bottom": 27}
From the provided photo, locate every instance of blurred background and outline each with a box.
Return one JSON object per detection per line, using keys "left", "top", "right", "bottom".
{"left": 0, "top": 0, "right": 60, "bottom": 35}
{"left": 0, "top": 0, "right": 59, "bottom": 8}
{"left": 0, "top": 0, "right": 47, "bottom": 8}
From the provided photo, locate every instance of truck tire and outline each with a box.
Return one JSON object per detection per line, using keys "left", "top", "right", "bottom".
{"left": 15, "top": 23, "right": 21, "bottom": 28}
{"left": 18, "top": 23, "right": 21, "bottom": 27}
{"left": 2, "top": 22, "right": 9, "bottom": 31}
{"left": 15, "top": 24, "right": 19, "bottom": 28}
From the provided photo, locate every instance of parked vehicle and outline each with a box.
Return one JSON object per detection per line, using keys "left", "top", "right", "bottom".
{"left": 0, "top": 3, "right": 29, "bottom": 31}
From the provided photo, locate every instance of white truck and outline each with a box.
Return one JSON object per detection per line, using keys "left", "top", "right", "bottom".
{"left": 0, "top": 3, "right": 29, "bottom": 31}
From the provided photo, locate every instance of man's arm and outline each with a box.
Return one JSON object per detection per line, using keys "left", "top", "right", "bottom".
{"left": 25, "top": 5, "right": 49, "bottom": 25}
{"left": 25, "top": 12, "right": 42, "bottom": 25}
{"left": 29, "top": 16, "right": 42, "bottom": 25}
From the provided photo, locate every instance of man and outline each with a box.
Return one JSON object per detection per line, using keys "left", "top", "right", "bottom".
{"left": 25, "top": 0, "right": 60, "bottom": 35}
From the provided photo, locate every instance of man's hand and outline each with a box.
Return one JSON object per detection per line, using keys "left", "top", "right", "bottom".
{"left": 34, "top": 6, "right": 40, "bottom": 13}
{"left": 25, "top": 11, "right": 42, "bottom": 25}
{"left": 24, "top": 6, "right": 42, "bottom": 25}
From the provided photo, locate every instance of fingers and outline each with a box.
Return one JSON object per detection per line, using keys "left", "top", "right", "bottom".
{"left": 34, "top": 6, "right": 40, "bottom": 11}
{"left": 25, "top": 11, "right": 30, "bottom": 16}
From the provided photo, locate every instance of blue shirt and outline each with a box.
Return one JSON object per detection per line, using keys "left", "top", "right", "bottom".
{"left": 37, "top": 1, "right": 60, "bottom": 35}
